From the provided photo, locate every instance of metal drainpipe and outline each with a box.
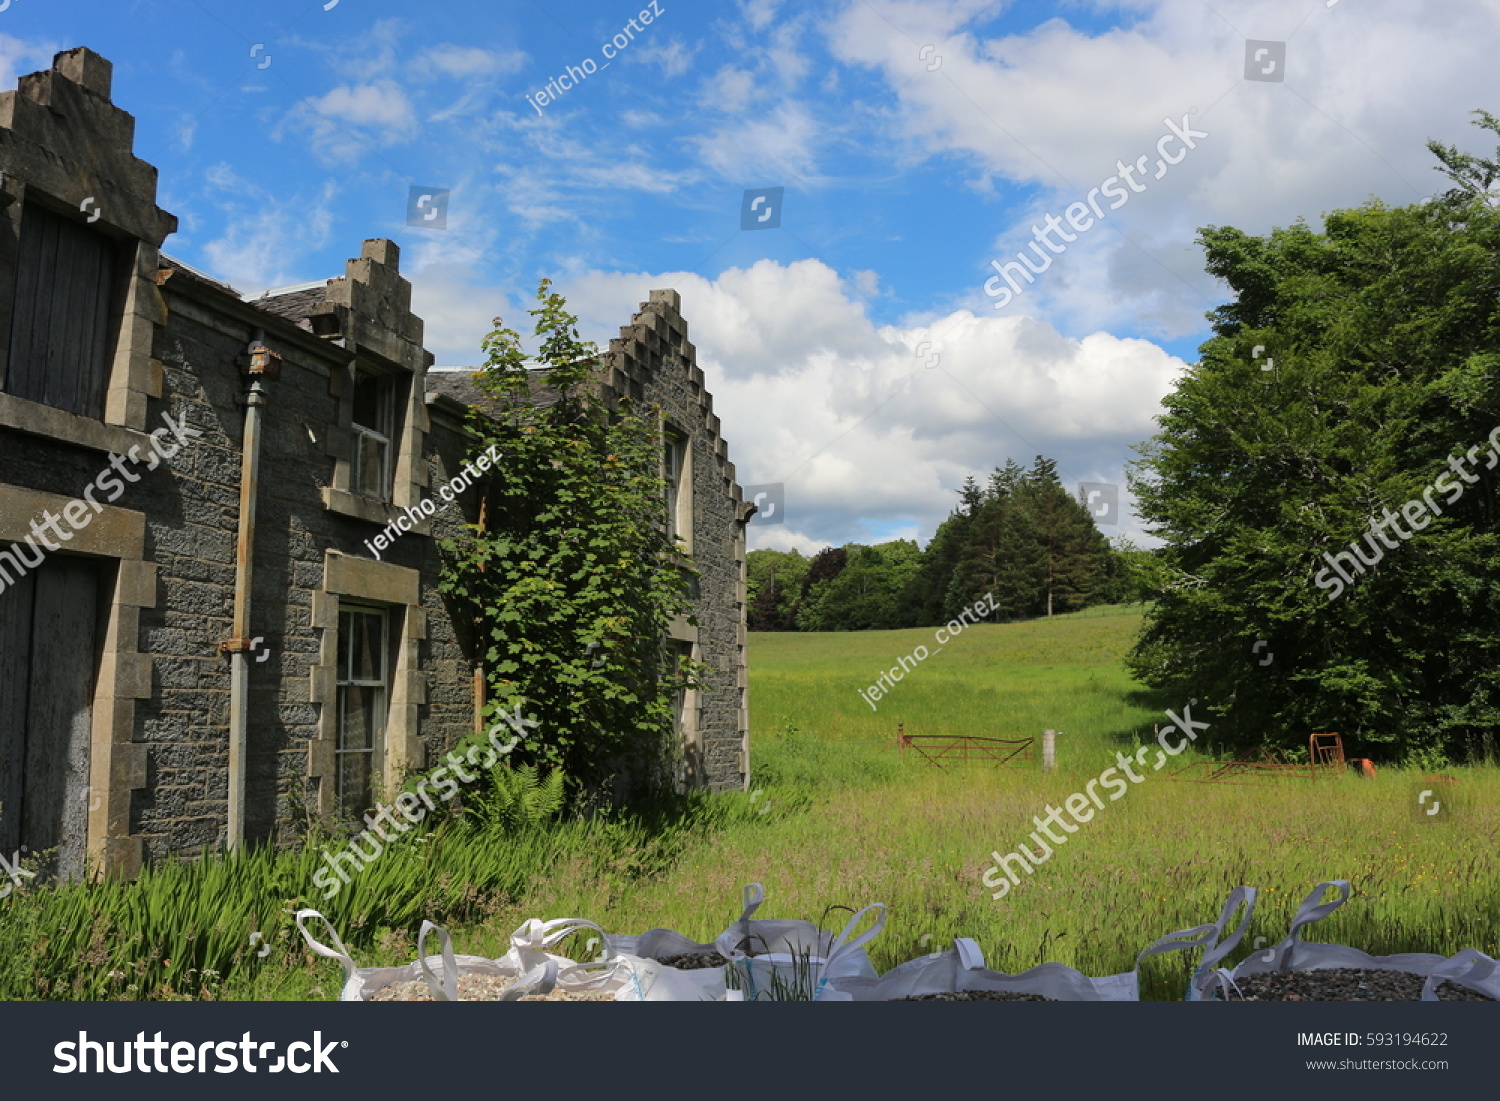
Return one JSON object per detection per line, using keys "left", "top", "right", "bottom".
{"left": 221, "top": 331, "right": 281, "bottom": 848}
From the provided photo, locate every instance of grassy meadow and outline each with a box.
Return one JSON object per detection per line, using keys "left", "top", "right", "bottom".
{"left": 2, "top": 606, "right": 1497, "bottom": 1000}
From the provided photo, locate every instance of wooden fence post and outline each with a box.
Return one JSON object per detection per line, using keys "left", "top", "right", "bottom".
{"left": 1042, "top": 729, "right": 1056, "bottom": 773}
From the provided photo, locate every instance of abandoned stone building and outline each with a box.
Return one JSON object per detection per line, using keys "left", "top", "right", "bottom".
{"left": 0, "top": 48, "right": 752, "bottom": 880}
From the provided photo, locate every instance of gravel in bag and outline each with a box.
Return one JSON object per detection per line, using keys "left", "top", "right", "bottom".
{"left": 1212, "top": 968, "right": 1494, "bottom": 1002}
{"left": 369, "top": 975, "right": 617, "bottom": 1002}
{"left": 895, "top": 990, "right": 1057, "bottom": 1002}
{"left": 653, "top": 952, "right": 729, "bottom": 971}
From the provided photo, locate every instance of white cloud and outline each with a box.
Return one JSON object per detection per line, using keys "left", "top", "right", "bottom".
{"left": 308, "top": 80, "right": 416, "bottom": 131}
{"left": 0, "top": 35, "right": 63, "bottom": 91}
{"left": 693, "top": 100, "right": 822, "bottom": 183}
{"left": 633, "top": 39, "right": 696, "bottom": 79}
{"left": 554, "top": 258, "right": 1182, "bottom": 547}
{"left": 278, "top": 79, "right": 418, "bottom": 164}
{"left": 412, "top": 44, "right": 526, "bottom": 80}
{"left": 828, "top": 0, "right": 1500, "bottom": 337}
{"left": 195, "top": 166, "right": 338, "bottom": 291}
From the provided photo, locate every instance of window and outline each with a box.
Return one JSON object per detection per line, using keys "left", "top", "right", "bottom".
{"left": 5, "top": 200, "right": 126, "bottom": 418}
{"left": 664, "top": 430, "right": 689, "bottom": 545}
{"left": 351, "top": 368, "right": 396, "bottom": 501}
{"left": 336, "top": 605, "right": 388, "bottom": 820}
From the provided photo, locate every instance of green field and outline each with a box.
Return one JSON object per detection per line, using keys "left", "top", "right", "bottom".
{"left": 4, "top": 607, "right": 1497, "bottom": 1000}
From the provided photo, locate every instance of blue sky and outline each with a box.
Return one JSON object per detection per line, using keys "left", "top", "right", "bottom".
{"left": 7, "top": 0, "right": 1499, "bottom": 551}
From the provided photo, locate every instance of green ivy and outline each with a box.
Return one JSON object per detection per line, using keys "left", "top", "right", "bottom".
{"left": 438, "top": 279, "right": 708, "bottom": 805}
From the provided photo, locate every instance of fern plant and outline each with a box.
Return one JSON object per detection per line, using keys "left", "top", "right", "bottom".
{"left": 463, "top": 764, "right": 566, "bottom": 832}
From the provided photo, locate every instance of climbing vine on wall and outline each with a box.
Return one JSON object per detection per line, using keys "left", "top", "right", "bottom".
{"left": 438, "top": 279, "right": 706, "bottom": 804}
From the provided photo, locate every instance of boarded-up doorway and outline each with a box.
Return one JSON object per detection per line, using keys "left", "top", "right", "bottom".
{"left": 0, "top": 553, "right": 106, "bottom": 882}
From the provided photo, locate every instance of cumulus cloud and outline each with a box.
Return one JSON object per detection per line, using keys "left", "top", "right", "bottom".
{"left": 829, "top": 0, "right": 1500, "bottom": 336}
{"left": 554, "top": 258, "right": 1181, "bottom": 549}
{"left": 278, "top": 80, "right": 418, "bottom": 164}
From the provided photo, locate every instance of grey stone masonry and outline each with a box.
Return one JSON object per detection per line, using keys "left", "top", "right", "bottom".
{"left": 0, "top": 47, "right": 750, "bottom": 877}
{"left": 603, "top": 289, "right": 752, "bottom": 791}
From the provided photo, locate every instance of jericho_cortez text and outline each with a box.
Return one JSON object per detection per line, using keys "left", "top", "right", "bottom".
{"left": 364, "top": 444, "right": 500, "bottom": 560}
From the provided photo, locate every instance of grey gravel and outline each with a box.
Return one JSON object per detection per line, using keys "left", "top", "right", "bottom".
{"left": 368, "top": 974, "right": 617, "bottom": 1001}
{"left": 654, "top": 952, "right": 729, "bottom": 970}
{"left": 895, "top": 990, "right": 1056, "bottom": 1002}
{"left": 1212, "top": 968, "right": 1494, "bottom": 1002}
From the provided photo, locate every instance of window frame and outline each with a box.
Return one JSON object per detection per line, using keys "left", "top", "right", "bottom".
{"left": 350, "top": 366, "right": 397, "bottom": 503}
{"left": 334, "top": 602, "right": 390, "bottom": 822}
{"left": 663, "top": 426, "right": 691, "bottom": 550}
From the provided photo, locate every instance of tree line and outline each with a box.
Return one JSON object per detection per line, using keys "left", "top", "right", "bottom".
{"left": 748, "top": 455, "right": 1145, "bottom": 632}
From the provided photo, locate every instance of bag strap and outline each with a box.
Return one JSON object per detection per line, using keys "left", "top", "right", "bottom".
{"left": 953, "top": 938, "right": 987, "bottom": 972}
{"left": 1201, "top": 968, "right": 1245, "bottom": 1001}
{"left": 740, "top": 883, "right": 766, "bottom": 922}
{"left": 294, "top": 908, "right": 353, "bottom": 964}
{"left": 1195, "top": 886, "right": 1258, "bottom": 974}
{"left": 1286, "top": 880, "right": 1350, "bottom": 945}
{"left": 511, "top": 917, "right": 615, "bottom": 961}
{"left": 737, "top": 883, "right": 765, "bottom": 955}
{"left": 294, "top": 909, "right": 359, "bottom": 984}
{"left": 813, "top": 903, "right": 886, "bottom": 1000}
{"left": 1420, "top": 949, "right": 1497, "bottom": 1001}
{"left": 416, "top": 921, "right": 459, "bottom": 1002}
{"left": 824, "top": 903, "right": 886, "bottom": 966}
{"left": 716, "top": 884, "right": 769, "bottom": 957}
{"left": 1135, "top": 922, "right": 1221, "bottom": 969}
{"left": 499, "top": 958, "right": 560, "bottom": 1001}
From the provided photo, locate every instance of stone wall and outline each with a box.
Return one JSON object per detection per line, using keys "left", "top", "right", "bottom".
{"left": 0, "top": 47, "right": 749, "bottom": 876}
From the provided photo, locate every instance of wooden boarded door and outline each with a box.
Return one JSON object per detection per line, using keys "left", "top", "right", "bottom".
{"left": 0, "top": 553, "right": 104, "bottom": 881}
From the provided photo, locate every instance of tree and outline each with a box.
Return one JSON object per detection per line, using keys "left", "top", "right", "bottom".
{"left": 1126, "top": 113, "right": 1500, "bottom": 762}
{"left": 438, "top": 279, "right": 704, "bottom": 804}
{"left": 747, "top": 548, "right": 807, "bottom": 631}
{"left": 797, "top": 540, "right": 921, "bottom": 631}
{"left": 794, "top": 546, "right": 848, "bottom": 630}
{"left": 1427, "top": 109, "right": 1500, "bottom": 205}
{"left": 902, "top": 477, "right": 983, "bottom": 626}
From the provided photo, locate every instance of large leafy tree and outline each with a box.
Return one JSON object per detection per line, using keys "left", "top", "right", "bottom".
{"left": 438, "top": 280, "right": 703, "bottom": 803}
{"left": 797, "top": 540, "right": 921, "bottom": 631}
{"left": 1126, "top": 115, "right": 1500, "bottom": 763}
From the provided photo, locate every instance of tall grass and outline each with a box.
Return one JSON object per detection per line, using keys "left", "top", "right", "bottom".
{"left": 4, "top": 609, "right": 1495, "bottom": 1001}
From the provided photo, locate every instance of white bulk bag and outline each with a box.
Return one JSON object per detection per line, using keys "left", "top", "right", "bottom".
{"left": 507, "top": 916, "right": 726, "bottom": 1002}
{"left": 726, "top": 899, "right": 886, "bottom": 1002}
{"left": 1194, "top": 880, "right": 1500, "bottom": 1002}
{"left": 294, "top": 909, "right": 559, "bottom": 1002}
{"left": 603, "top": 917, "right": 733, "bottom": 1003}
{"left": 607, "top": 883, "right": 882, "bottom": 1002}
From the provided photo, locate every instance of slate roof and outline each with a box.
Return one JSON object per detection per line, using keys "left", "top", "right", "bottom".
{"left": 158, "top": 253, "right": 243, "bottom": 298}
{"left": 245, "top": 283, "right": 330, "bottom": 324}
